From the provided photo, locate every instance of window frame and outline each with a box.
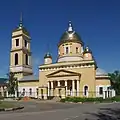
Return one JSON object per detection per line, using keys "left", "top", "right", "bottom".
{"left": 99, "top": 87, "right": 103, "bottom": 95}
{"left": 66, "top": 47, "right": 69, "bottom": 54}
{"left": 76, "top": 47, "right": 79, "bottom": 53}
{"left": 16, "top": 39, "right": 19, "bottom": 46}
{"left": 15, "top": 53, "right": 18, "bottom": 65}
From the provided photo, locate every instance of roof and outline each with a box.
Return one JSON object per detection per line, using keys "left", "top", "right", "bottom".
{"left": 96, "top": 68, "right": 108, "bottom": 76}
{"left": 18, "top": 75, "right": 39, "bottom": 81}
{"left": 44, "top": 52, "right": 52, "bottom": 59}
{"left": 12, "top": 15, "right": 30, "bottom": 36}
{"left": 83, "top": 46, "right": 92, "bottom": 54}
{"left": 58, "top": 22, "right": 83, "bottom": 46}
{"left": 13, "top": 26, "right": 30, "bottom": 36}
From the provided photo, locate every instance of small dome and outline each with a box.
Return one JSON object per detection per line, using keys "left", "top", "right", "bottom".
{"left": 58, "top": 21, "right": 83, "bottom": 46}
{"left": 83, "top": 46, "right": 92, "bottom": 54}
{"left": 44, "top": 52, "right": 52, "bottom": 59}
{"left": 96, "top": 68, "right": 108, "bottom": 76}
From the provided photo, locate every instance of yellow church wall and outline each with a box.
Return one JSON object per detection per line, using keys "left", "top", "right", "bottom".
{"left": 70, "top": 42, "right": 82, "bottom": 54}
{"left": 39, "top": 63, "right": 96, "bottom": 97}
{"left": 59, "top": 42, "right": 82, "bottom": 57}
{"left": 19, "top": 81, "right": 39, "bottom": 87}
{"left": 59, "top": 44, "right": 64, "bottom": 56}
{"left": 39, "top": 69, "right": 56, "bottom": 86}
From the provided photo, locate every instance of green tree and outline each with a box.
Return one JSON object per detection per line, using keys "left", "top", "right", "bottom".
{"left": 108, "top": 70, "right": 120, "bottom": 95}
{"left": 7, "top": 72, "right": 18, "bottom": 97}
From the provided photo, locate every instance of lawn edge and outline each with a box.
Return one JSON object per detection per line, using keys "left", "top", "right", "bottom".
{"left": 0, "top": 106, "right": 24, "bottom": 112}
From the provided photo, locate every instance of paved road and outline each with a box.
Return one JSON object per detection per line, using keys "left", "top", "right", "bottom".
{"left": 0, "top": 101, "right": 120, "bottom": 120}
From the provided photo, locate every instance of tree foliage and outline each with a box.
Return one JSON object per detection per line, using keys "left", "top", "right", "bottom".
{"left": 7, "top": 72, "right": 18, "bottom": 96}
{"left": 108, "top": 70, "right": 120, "bottom": 95}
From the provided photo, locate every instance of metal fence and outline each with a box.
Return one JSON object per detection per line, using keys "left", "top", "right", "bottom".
{"left": 1, "top": 90, "right": 114, "bottom": 100}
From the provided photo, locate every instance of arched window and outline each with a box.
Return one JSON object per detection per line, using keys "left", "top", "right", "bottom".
{"left": 15, "top": 53, "right": 18, "bottom": 65}
{"left": 25, "top": 54, "right": 28, "bottom": 65}
{"left": 66, "top": 47, "right": 68, "bottom": 54}
{"left": 84, "top": 86, "right": 88, "bottom": 96}
{"left": 76, "top": 47, "right": 78, "bottom": 53}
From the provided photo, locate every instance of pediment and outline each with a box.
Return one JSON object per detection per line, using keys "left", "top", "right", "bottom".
{"left": 46, "top": 69, "right": 81, "bottom": 78}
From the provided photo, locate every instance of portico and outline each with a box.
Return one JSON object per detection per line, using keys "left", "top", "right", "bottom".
{"left": 46, "top": 69, "right": 81, "bottom": 97}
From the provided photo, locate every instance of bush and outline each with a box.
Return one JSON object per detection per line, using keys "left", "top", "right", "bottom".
{"left": 60, "top": 97, "right": 104, "bottom": 103}
{"left": 60, "top": 96, "right": 120, "bottom": 103}
{"left": 0, "top": 96, "right": 4, "bottom": 100}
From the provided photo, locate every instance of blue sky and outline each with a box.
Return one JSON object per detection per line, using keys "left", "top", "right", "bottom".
{"left": 0, "top": 0, "right": 120, "bottom": 76}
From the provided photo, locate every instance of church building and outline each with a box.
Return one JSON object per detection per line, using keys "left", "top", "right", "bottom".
{"left": 9, "top": 17, "right": 115, "bottom": 99}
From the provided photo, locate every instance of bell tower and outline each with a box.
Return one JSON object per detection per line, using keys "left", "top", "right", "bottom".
{"left": 9, "top": 14, "right": 33, "bottom": 80}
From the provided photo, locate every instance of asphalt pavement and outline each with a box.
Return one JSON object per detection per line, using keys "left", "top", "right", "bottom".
{"left": 0, "top": 101, "right": 120, "bottom": 120}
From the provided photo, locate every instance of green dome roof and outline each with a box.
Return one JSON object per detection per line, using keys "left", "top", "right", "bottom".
{"left": 58, "top": 21, "right": 84, "bottom": 46}
{"left": 44, "top": 52, "right": 52, "bottom": 59}
{"left": 12, "top": 14, "right": 30, "bottom": 36}
{"left": 83, "top": 46, "right": 92, "bottom": 54}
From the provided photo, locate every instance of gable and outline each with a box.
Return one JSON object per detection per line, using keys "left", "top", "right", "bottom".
{"left": 46, "top": 69, "right": 81, "bottom": 78}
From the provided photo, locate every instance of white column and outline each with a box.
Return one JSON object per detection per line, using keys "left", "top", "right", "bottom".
{"left": 65, "top": 80, "right": 67, "bottom": 96}
{"left": 58, "top": 81, "right": 60, "bottom": 86}
{"left": 72, "top": 80, "right": 75, "bottom": 96}
{"left": 15, "top": 91, "right": 17, "bottom": 98}
{"left": 6, "top": 91, "right": 8, "bottom": 97}
{"left": 51, "top": 81, "right": 53, "bottom": 96}
{"left": 77, "top": 80, "right": 80, "bottom": 96}
{"left": 1, "top": 87, "right": 4, "bottom": 97}
{"left": 47, "top": 82, "right": 50, "bottom": 96}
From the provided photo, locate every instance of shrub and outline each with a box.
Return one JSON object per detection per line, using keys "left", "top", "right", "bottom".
{"left": 0, "top": 96, "right": 4, "bottom": 100}
{"left": 60, "top": 97, "right": 104, "bottom": 103}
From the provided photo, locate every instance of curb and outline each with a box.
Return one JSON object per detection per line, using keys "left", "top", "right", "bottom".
{"left": 0, "top": 106, "right": 24, "bottom": 112}
{"left": 62, "top": 101, "right": 119, "bottom": 104}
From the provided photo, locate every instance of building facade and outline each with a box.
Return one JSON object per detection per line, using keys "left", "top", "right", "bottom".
{"left": 9, "top": 17, "right": 115, "bottom": 99}
{"left": 39, "top": 22, "right": 115, "bottom": 99}
{"left": 9, "top": 16, "right": 39, "bottom": 98}
{"left": 0, "top": 78, "right": 8, "bottom": 97}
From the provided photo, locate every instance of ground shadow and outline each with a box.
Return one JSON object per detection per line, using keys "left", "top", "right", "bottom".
{"left": 84, "top": 108, "right": 120, "bottom": 120}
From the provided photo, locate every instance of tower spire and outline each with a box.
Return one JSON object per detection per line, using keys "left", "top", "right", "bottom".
{"left": 19, "top": 12, "right": 23, "bottom": 28}
{"left": 68, "top": 21, "right": 73, "bottom": 32}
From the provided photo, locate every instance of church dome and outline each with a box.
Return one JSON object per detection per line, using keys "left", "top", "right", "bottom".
{"left": 58, "top": 21, "right": 84, "bottom": 46}
{"left": 44, "top": 52, "right": 52, "bottom": 59}
{"left": 83, "top": 46, "right": 92, "bottom": 54}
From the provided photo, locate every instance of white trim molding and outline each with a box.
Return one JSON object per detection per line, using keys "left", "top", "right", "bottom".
{"left": 10, "top": 66, "right": 33, "bottom": 73}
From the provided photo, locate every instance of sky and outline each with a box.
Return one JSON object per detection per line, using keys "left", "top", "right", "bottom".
{"left": 0, "top": 0, "right": 120, "bottom": 77}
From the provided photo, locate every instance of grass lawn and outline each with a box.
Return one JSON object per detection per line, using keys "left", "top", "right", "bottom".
{"left": 0, "top": 101, "right": 16, "bottom": 109}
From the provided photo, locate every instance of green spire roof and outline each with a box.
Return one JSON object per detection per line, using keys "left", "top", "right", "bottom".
{"left": 83, "top": 46, "right": 92, "bottom": 54}
{"left": 44, "top": 52, "right": 52, "bottom": 59}
{"left": 12, "top": 13, "right": 30, "bottom": 36}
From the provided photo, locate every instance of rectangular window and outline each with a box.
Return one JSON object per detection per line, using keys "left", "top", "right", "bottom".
{"left": 76, "top": 47, "right": 78, "bottom": 53}
{"left": 16, "top": 39, "right": 19, "bottom": 46}
{"left": 66, "top": 47, "right": 68, "bottom": 54}
{"left": 99, "top": 87, "right": 103, "bottom": 95}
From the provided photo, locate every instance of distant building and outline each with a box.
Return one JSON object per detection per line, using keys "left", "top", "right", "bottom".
{"left": 9, "top": 16, "right": 115, "bottom": 99}
{"left": 0, "top": 77, "right": 8, "bottom": 97}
